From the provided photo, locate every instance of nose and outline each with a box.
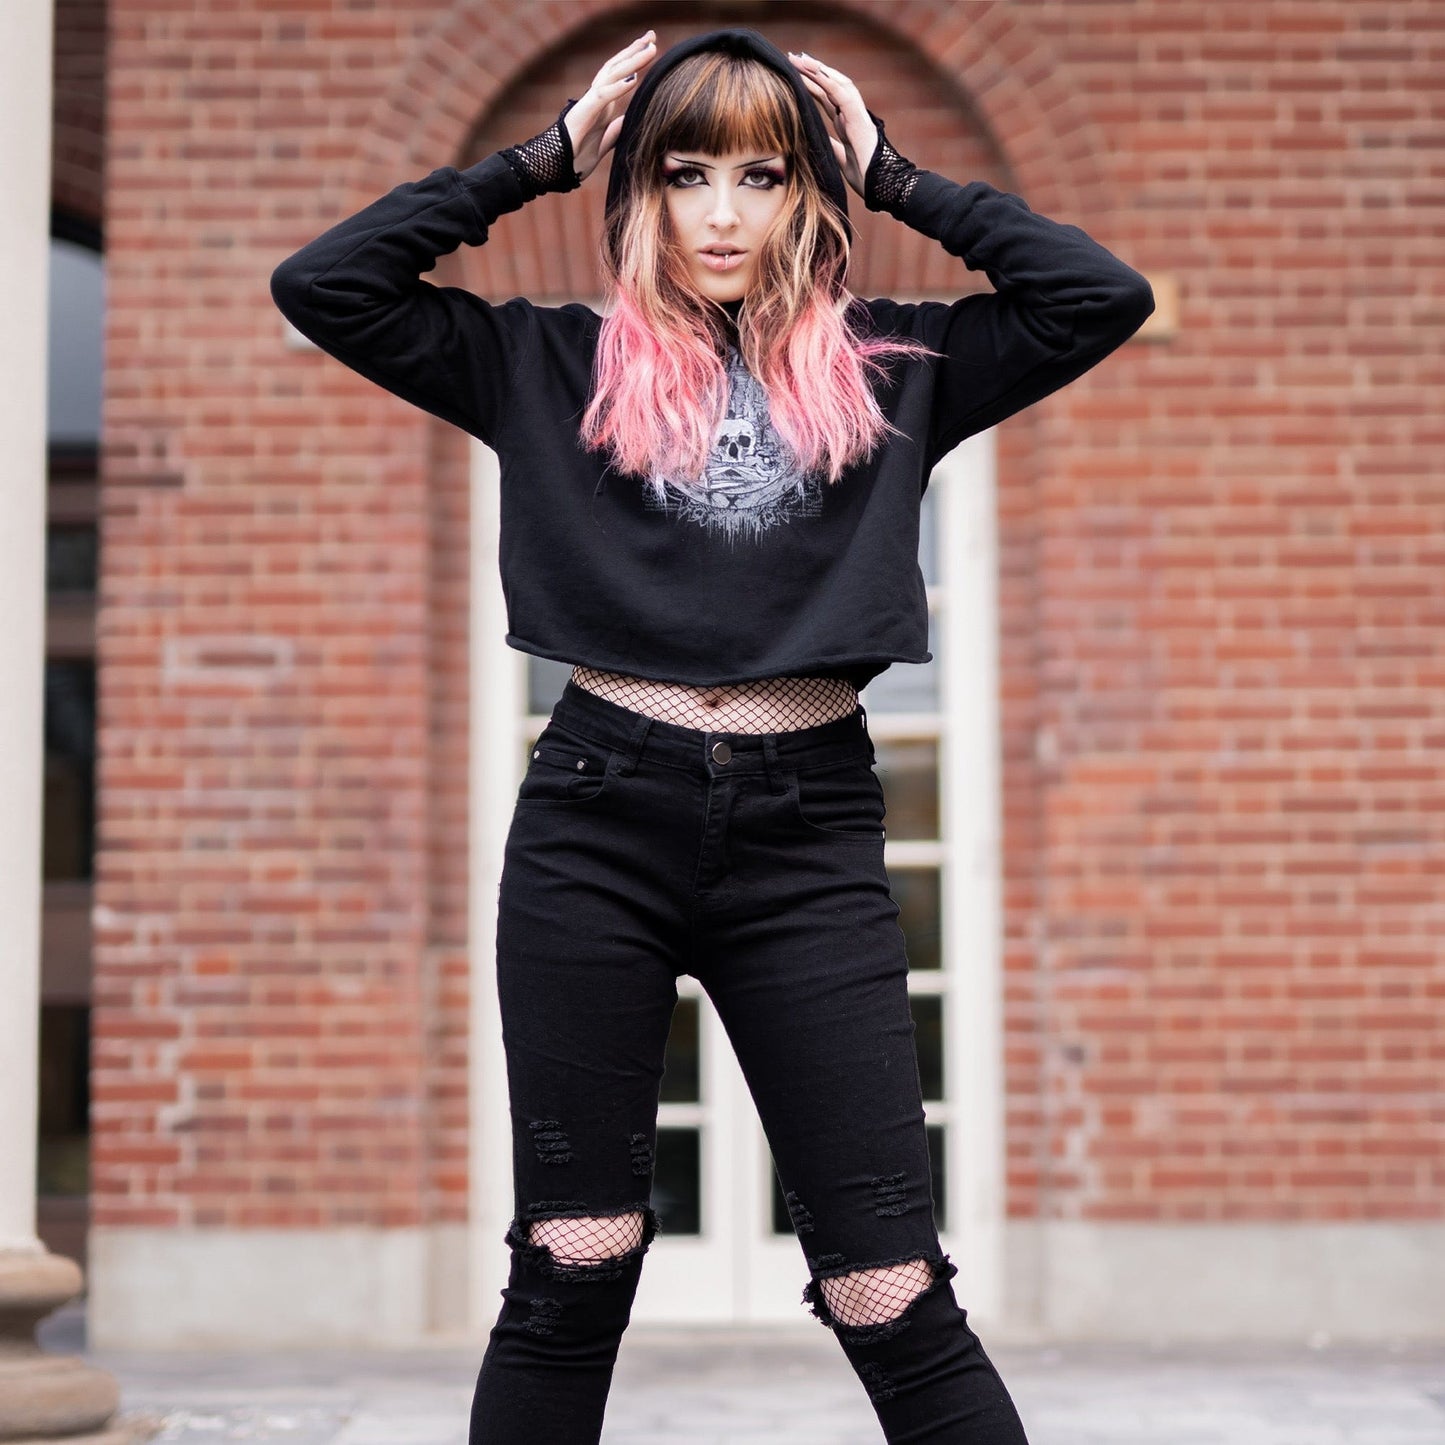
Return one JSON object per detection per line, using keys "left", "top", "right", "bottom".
{"left": 706, "top": 183, "right": 740, "bottom": 228}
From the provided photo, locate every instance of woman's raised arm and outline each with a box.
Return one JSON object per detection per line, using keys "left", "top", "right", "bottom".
{"left": 269, "top": 138, "right": 576, "bottom": 447}
{"left": 267, "top": 32, "right": 657, "bottom": 447}
{"left": 790, "top": 51, "right": 1155, "bottom": 470}
{"left": 862, "top": 115, "right": 1156, "bottom": 468}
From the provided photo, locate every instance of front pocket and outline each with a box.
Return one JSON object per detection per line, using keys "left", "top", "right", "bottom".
{"left": 787, "top": 760, "right": 887, "bottom": 839}
{"left": 516, "top": 726, "right": 616, "bottom": 807}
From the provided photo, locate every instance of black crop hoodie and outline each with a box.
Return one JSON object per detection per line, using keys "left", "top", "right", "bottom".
{"left": 269, "top": 27, "right": 1155, "bottom": 690}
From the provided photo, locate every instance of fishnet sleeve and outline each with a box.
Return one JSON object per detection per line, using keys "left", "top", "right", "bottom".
{"left": 499, "top": 97, "right": 583, "bottom": 199}
{"left": 862, "top": 110, "right": 921, "bottom": 217}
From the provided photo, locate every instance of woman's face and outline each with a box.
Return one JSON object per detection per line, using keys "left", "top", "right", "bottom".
{"left": 661, "top": 147, "right": 791, "bottom": 303}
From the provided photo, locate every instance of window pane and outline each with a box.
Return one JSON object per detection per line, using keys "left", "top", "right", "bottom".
{"left": 919, "top": 478, "right": 939, "bottom": 584}
{"left": 892, "top": 867, "right": 941, "bottom": 972}
{"left": 37, "top": 1004, "right": 90, "bottom": 1196}
{"left": 864, "top": 655, "right": 936, "bottom": 715}
{"left": 48, "top": 238, "right": 104, "bottom": 446}
{"left": 912, "top": 995, "right": 943, "bottom": 1102}
{"left": 875, "top": 737, "right": 939, "bottom": 841}
{"left": 527, "top": 655, "right": 573, "bottom": 715}
{"left": 864, "top": 608, "right": 940, "bottom": 714}
{"left": 926, "top": 1124, "right": 947, "bottom": 1232}
{"left": 660, "top": 997, "right": 700, "bottom": 1103}
{"left": 43, "top": 661, "right": 95, "bottom": 881}
{"left": 46, "top": 524, "right": 98, "bottom": 594}
{"left": 651, "top": 1128, "right": 700, "bottom": 1235}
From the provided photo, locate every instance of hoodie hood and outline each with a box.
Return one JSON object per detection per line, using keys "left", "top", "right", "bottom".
{"left": 603, "top": 27, "right": 854, "bottom": 246}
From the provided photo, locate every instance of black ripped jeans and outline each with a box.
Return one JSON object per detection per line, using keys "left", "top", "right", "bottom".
{"left": 469, "top": 679, "right": 1030, "bottom": 1445}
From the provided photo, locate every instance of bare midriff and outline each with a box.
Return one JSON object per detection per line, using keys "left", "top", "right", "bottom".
{"left": 570, "top": 665, "right": 858, "bottom": 733}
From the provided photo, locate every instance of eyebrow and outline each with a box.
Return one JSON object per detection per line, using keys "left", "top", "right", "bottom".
{"left": 664, "top": 154, "right": 783, "bottom": 170}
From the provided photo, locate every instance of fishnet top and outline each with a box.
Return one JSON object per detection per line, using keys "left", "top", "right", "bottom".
{"left": 571, "top": 667, "right": 858, "bottom": 732}
{"left": 863, "top": 110, "right": 921, "bottom": 216}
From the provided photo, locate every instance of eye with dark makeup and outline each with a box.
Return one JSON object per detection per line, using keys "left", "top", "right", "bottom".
{"left": 663, "top": 164, "right": 787, "bottom": 190}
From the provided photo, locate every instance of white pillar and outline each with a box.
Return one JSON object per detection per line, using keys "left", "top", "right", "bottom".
{"left": 0, "top": 0, "right": 54, "bottom": 1267}
{"left": 0, "top": 4, "right": 127, "bottom": 1440}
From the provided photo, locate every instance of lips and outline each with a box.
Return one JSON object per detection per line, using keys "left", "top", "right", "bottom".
{"left": 699, "top": 247, "right": 747, "bottom": 272}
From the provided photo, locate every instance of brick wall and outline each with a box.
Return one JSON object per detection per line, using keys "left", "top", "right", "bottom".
{"left": 94, "top": 0, "right": 1443, "bottom": 1236}
{"left": 1017, "top": 0, "right": 1444, "bottom": 1223}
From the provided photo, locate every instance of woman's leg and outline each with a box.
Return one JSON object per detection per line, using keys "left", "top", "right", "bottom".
{"left": 696, "top": 765, "right": 1031, "bottom": 1445}
{"left": 468, "top": 739, "right": 687, "bottom": 1445}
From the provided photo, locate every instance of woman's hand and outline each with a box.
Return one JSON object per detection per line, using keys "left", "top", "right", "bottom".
{"left": 786, "top": 51, "right": 878, "bottom": 199}
{"left": 564, "top": 30, "right": 659, "bottom": 183}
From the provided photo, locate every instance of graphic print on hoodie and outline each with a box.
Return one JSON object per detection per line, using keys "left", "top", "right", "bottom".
{"left": 643, "top": 344, "right": 823, "bottom": 544}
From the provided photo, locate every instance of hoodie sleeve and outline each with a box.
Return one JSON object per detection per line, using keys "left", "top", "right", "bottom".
{"left": 864, "top": 126, "right": 1155, "bottom": 468}
{"left": 268, "top": 150, "right": 553, "bottom": 449}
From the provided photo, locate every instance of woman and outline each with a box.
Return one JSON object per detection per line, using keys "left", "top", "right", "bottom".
{"left": 271, "top": 25, "right": 1153, "bottom": 1444}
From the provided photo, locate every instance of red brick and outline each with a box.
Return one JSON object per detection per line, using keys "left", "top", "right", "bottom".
{"left": 88, "top": 0, "right": 1443, "bottom": 1236}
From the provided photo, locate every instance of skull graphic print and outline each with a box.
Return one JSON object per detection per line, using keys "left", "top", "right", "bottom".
{"left": 643, "top": 346, "right": 824, "bottom": 544}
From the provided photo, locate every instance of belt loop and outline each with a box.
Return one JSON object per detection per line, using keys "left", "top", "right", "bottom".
{"left": 617, "top": 713, "right": 653, "bottom": 776}
{"left": 761, "top": 734, "right": 789, "bottom": 796}
{"left": 859, "top": 706, "right": 876, "bottom": 765}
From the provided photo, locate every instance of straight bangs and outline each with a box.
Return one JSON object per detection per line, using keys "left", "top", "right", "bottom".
{"left": 652, "top": 52, "right": 801, "bottom": 173}
{"left": 580, "top": 51, "right": 938, "bottom": 489}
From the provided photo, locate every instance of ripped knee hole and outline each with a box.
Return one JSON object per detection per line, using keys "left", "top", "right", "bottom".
{"left": 526, "top": 1211, "right": 648, "bottom": 1266}
{"left": 817, "top": 1257, "right": 939, "bottom": 1328}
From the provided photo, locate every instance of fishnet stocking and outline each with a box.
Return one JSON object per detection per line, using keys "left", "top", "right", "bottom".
{"left": 863, "top": 111, "right": 922, "bottom": 216}
{"left": 499, "top": 98, "right": 582, "bottom": 198}
{"left": 527, "top": 1212, "right": 646, "bottom": 1266}
{"left": 571, "top": 667, "right": 858, "bottom": 733}
{"left": 820, "top": 1258, "right": 937, "bottom": 1327}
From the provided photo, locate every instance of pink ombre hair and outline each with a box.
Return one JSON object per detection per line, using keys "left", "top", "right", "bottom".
{"left": 579, "top": 50, "right": 938, "bottom": 488}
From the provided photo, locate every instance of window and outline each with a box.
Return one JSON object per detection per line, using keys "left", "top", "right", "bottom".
{"left": 39, "top": 223, "right": 103, "bottom": 1237}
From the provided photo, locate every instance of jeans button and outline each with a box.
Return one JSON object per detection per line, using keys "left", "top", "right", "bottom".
{"left": 711, "top": 740, "right": 732, "bottom": 764}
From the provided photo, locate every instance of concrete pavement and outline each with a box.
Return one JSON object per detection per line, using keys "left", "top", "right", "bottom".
{"left": 39, "top": 1301, "right": 1445, "bottom": 1443}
